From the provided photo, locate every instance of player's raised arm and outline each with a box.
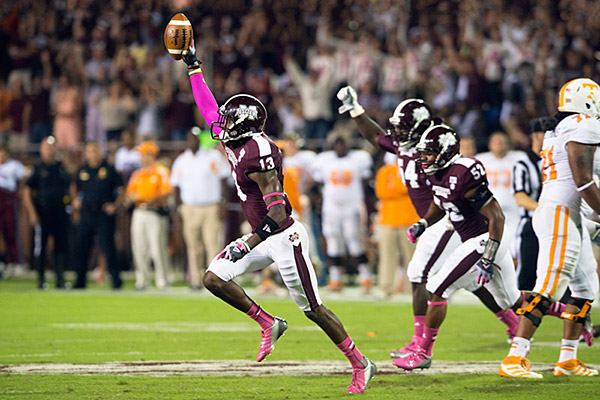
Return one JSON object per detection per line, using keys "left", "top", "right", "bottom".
{"left": 181, "top": 41, "right": 222, "bottom": 138}
{"left": 337, "top": 86, "right": 384, "bottom": 149}
{"left": 567, "top": 141, "right": 600, "bottom": 214}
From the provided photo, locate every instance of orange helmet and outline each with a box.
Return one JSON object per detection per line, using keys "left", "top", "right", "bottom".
{"left": 137, "top": 141, "right": 159, "bottom": 155}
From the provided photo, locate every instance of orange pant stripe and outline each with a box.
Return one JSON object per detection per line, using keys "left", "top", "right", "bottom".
{"left": 549, "top": 207, "right": 569, "bottom": 297}
{"left": 540, "top": 206, "right": 562, "bottom": 294}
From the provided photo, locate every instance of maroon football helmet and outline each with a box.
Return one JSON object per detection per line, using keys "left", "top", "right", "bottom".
{"left": 211, "top": 94, "right": 267, "bottom": 143}
{"left": 416, "top": 124, "right": 461, "bottom": 175}
{"left": 387, "top": 99, "right": 434, "bottom": 148}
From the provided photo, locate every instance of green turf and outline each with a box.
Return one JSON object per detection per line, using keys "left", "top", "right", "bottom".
{"left": 1, "top": 277, "right": 599, "bottom": 399}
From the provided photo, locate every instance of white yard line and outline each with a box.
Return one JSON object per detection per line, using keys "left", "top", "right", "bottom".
{"left": 0, "top": 360, "right": 558, "bottom": 377}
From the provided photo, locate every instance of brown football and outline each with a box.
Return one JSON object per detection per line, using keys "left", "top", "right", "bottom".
{"left": 164, "top": 13, "right": 193, "bottom": 60}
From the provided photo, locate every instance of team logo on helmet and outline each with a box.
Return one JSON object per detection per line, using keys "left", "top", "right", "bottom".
{"left": 211, "top": 94, "right": 267, "bottom": 143}
{"left": 412, "top": 106, "right": 430, "bottom": 124}
{"left": 388, "top": 99, "right": 435, "bottom": 149}
{"left": 416, "top": 124, "right": 461, "bottom": 175}
{"left": 235, "top": 105, "right": 259, "bottom": 124}
{"left": 438, "top": 132, "right": 458, "bottom": 149}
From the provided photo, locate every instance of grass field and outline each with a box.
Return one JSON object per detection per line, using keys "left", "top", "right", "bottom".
{"left": 1, "top": 276, "right": 599, "bottom": 399}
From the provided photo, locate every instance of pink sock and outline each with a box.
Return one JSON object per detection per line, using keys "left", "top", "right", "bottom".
{"left": 419, "top": 327, "right": 439, "bottom": 356}
{"left": 547, "top": 302, "right": 565, "bottom": 318}
{"left": 413, "top": 315, "right": 426, "bottom": 343}
{"left": 495, "top": 309, "right": 518, "bottom": 334}
{"left": 246, "top": 302, "right": 274, "bottom": 330}
{"left": 336, "top": 336, "right": 364, "bottom": 369}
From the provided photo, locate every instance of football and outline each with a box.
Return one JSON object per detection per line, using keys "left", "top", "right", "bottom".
{"left": 164, "top": 13, "right": 193, "bottom": 60}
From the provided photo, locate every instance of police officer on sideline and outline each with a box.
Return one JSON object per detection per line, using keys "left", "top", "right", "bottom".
{"left": 71, "top": 142, "right": 124, "bottom": 289}
{"left": 22, "top": 136, "right": 70, "bottom": 289}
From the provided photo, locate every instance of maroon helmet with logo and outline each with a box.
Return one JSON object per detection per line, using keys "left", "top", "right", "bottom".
{"left": 211, "top": 94, "right": 268, "bottom": 143}
{"left": 387, "top": 99, "right": 434, "bottom": 148}
{"left": 416, "top": 124, "right": 461, "bottom": 174}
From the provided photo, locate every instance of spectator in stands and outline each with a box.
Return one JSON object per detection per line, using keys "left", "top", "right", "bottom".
{"left": 7, "top": 77, "right": 27, "bottom": 147}
{"left": 283, "top": 54, "right": 335, "bottom": 142}
{"left": 171, "top": 130, "right": 229, "bottom": 290}
{"left": 53, "top": 74, "right": 83, "bottom": 150}
{"left": 374, "top": 155, "right": 419, "bottom": 297}
{"left": 137, "top": 80, "right": 162, "bottom": 140}
{"left": 24, "top": 55, "right": 52, "bottom": 144}
{"left": 165, "top": 77, "right": 197, "bottom": 141}
{"left": 84, "top": 67, "right": 109, "bottom": 144}
{"left": 71, "top": 142, "right": 124, "bottom": 289}
{"left": 125, "top": 141, "right": 172, "bottom": 290}
{"left": 22, "top": 136, "right": 70, "bottom": 289}
{"left": 0, "top": 143, "right": 25, "bottom": 275}
{"left": 99, "top": 81, "right": 136, "bottom": 143}
{"left": 0, "top": 80, "right": 12, "bottom": 145}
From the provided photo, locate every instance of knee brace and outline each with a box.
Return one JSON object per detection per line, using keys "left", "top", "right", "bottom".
{"left": 561, "top": 298, "right": 592, "bottom": 325}
{"left": 516, "top": 294, "right": 551, "bottom": 327}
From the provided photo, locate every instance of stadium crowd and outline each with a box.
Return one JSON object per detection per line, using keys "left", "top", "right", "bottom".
{"left": 0, "top": 0, "right": 600, "bottom": 295}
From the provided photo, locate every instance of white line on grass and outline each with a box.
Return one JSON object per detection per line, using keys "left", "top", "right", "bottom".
{"left": 0, "top": 360, "right": 563, "bottom": 377}
{"left": 49, "top": 322, "right": 321, "bottom": 333}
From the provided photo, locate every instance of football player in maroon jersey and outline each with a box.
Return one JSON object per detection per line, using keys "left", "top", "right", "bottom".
{"left": 337, "top": 86, "right": 522, "bottom": 359}
{"left": 392, "top": 123, "right": 524, "bottom": 370}
{"left": 179, "top": 44, "right": 376, "bottom": 393}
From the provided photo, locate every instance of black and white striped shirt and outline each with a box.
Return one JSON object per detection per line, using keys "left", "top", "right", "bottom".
{"left": 512, "top": 149, "right": 542, "bottom": 219}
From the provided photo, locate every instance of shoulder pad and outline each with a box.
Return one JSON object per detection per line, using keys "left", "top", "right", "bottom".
{"left": 454, "top": 157, "right": 477, "bottom": 168}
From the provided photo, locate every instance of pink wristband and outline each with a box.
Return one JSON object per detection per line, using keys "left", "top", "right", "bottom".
{"left": 263, "top": 192, "right": 284, "bottom": 200}
{"left": 266, "top": 200, "right": 285, "bottom": 210}
{"left": 427, "top": 300, "right": 448, "bottom": 306}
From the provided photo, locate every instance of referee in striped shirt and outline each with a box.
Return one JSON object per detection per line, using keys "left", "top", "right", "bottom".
{"left": 512, "top": 117, "right": 555, "bottom": 290}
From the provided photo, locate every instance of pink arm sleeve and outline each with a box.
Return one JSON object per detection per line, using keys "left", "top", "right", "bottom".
{"left": 189, "top": 72, "right": 221, "bottom": 137}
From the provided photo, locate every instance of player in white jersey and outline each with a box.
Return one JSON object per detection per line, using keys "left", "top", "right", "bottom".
{"left": 310, "top": 136, "right": 373, "bottom": 291}
{"left": 500, "top": 78, "right": 600, "bottom": 378}
{"left": 476, "top": 132, "right": 527, "bottom": 258}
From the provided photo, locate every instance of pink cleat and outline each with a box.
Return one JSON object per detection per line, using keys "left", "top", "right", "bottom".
{"left": 393, "top": 346, "right": 432, "bottom": 370}
{"left": 256, "top": 317, "right": 287, "bottom": 362}
{"left": 346, "top": 356, "right": 377, "bottom": 394}
{"left": 389, "top": 340, "right": 420, "bottom": 359}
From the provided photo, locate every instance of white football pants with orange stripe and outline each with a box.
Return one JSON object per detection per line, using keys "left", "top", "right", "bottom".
{"left": 532, "top": 202, "right": 599, "bottom": 302}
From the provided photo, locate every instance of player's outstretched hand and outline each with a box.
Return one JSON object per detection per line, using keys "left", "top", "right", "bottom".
{"left": 337, "top": 86, "right": 359, "bottom": 114}
{"left": 475, "top": 257, "right": 494, "bottom": 284}
{"left": 183, "top": 40, "right": 202, "bottom": 71}
{"left": 407, "top": 220, "right": 427, "bottom": 243}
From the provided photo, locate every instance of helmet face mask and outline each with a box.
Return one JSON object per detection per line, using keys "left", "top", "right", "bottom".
{"left": 387, "top": 99, "right": 434, "bottom": 149}
{"left": 416, "top": 124, "right": 461, "bottom": 175}
{"left": 558, "top": 78, "right": 600, "bottom": 119}
{"left": 211, "top": 94, "right": 267, "bottom": 143}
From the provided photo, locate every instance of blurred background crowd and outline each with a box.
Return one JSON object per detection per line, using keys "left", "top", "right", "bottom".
{"left": 1, "top": 0, "right": 600, "bottom": 293}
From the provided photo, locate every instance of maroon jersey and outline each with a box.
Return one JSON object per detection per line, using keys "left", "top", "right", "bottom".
{"left": 224, "top": 133, "right": 294, "bottom": 234}
{"left": 379, "top": 135, "right": 432, "bottom": 217}
{"left": 428, "top": 156, "right": 489, "bottom": 241}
